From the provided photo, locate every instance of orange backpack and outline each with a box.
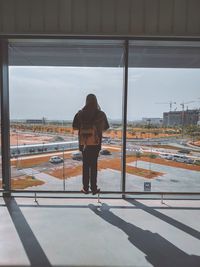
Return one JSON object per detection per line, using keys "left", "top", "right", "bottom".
{"left": 79, "top": 120, "right": 100, "bottom": 148}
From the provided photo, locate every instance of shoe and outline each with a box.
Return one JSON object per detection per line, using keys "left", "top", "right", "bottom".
{"left": 81, "top": 188, "right": 89, "bottom": 194}
{"left": 92, "top": 188, "right": 100, "bottom": 195}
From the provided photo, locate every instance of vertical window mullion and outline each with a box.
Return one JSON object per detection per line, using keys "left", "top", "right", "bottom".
{"left": 121, "top": 39, "right": 129, "bottom": 197}
{"left": 0, "top": 39, "right": 11, "bottom": 196}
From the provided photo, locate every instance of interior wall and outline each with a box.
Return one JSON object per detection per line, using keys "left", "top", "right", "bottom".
{"left": 0, "top": 0, "right": 200, "bottom": 36}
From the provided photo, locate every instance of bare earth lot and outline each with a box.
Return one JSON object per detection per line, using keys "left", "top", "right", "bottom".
{"left": 0, "top": 130, "right": 199, "bottom": 190}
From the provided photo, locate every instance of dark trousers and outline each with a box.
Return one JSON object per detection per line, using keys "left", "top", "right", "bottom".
{"left": 82, "top": 147, "right": 99, "bottom": 191}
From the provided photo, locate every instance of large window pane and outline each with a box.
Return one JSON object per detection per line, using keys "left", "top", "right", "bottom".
{"left": 127, "top": 40, "right": 200, "bottom": 193}
{"left": 9, "top": 40, "right": 124, "bottom": 192}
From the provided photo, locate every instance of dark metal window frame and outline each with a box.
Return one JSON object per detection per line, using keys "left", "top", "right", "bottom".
{"left": 1, "top": 34, "right": 200, "bottom": 198}
{"left": 0, "top": 39, "right": 10, "bottom": 197}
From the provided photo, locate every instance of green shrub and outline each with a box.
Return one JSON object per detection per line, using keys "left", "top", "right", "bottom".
{"left": 149, "top": 154, "right": 157, "bottom": 159}
{"left": 194, "top": 160, "right": 200, "bottom": 166}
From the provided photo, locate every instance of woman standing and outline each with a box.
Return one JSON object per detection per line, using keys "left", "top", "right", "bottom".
{"left": 72, "top": 94, "right": 109, "bottom": 194}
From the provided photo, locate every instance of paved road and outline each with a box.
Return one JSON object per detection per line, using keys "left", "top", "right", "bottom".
{"left": 22, "top": 168, "right": 65, "bottom": 190}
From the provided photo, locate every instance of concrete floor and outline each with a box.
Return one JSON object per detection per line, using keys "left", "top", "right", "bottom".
{"left": 0, "top": 197, "right": 200, "bottom": 267}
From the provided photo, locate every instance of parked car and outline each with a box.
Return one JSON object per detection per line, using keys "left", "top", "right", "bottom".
{"left": 178, "top": 149, "right": 191, "bottom": 154}
{"left": 159, "top": 153, "right": 168, "bottom": 159}
{"left": 102, "top": 137, "right": 111, "bottom": 144}
{"left": 159, "top": 153, "right": 173, "bottom": 160}
{"left": 172, "top": 155, "right": 188, "bottom": 163}
{"left": 165, "top": 154, "right": 173, "bottom": 160}
{"left": 185, "top": 158, "right": 194, "bottom": 164}
{"left": 100, "top": 149, "right": 112, "bottom": 155}
{"left": 49, "top": 156, "right": 63, "bottom": 164}
{"left": 72, "top": 151, "right": 82, "bottom": 161}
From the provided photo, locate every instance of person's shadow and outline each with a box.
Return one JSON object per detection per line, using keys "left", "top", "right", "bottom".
{"left": 88, "top": 203, "right": 200, "bottom": 267}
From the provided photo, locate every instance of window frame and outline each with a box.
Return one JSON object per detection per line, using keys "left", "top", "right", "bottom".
{"left": 1, "top": 35, "right": 200, "bottom": 198}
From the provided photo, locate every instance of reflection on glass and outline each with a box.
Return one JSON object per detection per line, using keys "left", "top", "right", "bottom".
{"left": 9, "top": 40, "right": 123, "bottom": 191}
{"left": 126, "top": 41, "right": 200, "bottom": 193}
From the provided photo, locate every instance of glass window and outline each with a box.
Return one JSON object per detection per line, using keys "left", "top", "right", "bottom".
{"left": 127, "top": 40, "right": 200, "bottom": 193}
{"left": 9, "top": 39, "right": 124, "bottom": 192}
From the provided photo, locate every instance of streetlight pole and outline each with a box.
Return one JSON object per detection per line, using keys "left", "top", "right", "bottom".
{"left": 16, "top": 130, "right": 19, "bottom": 169}
{"left": 181, "top": 103, "right": 184, "bottom": 138}
{"left": 147, "top": 119, "right": 152, "bottom": 172}
{"left": 62, "top": 146, "right": 65, "bottom": 191}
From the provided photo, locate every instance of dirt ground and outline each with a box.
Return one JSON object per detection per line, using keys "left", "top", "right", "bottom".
{"left": 0, "top": 175, "right": 44, "bottom": 189}
{"left": 47, "top": 156, "right": 164, "bottom": 180}
{"left": 4, "top": 130, "right": 200, "bottom": 188}
{"left": 7, "top": 130, "right": 200, "bottom": 153}
{"left": 7, "top": 152, "right": 200, "bottom": 189}
{"left": 7, "top": 127, "right": 181, "bottom": 147}
{"left": 47, "top": 153, "right": 200, "bottom": 180}
{"left": 104, "top": 130, "right": 179, "bottom": 139}
{"left": 3, "top": 129, "right": 199, "bottom": 189}
{"left": 12, "top": 150, "right": 200, "bottom": 171}
{"left": 193, "top": 141, "right": 200, "bottom": 147}
{"left": 9, "top": 132, "right": 53, "bottom": 146}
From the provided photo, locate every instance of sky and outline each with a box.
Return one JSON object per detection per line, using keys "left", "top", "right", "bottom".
{"left": 9, "top": 66, "right": 200, "bottom": 121}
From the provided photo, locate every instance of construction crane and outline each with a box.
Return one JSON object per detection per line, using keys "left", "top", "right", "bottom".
{"left": 155, "top": 101, "right": 176, "bottom": 112}
{"left": 180, "top": 101, "right": 195, "bottom": 111}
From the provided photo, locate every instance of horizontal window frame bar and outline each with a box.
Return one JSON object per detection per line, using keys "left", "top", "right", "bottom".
{"left": 1, "top": 34, "right": 200, "bottom": 42}
{"left": 3, "top": 190, "right": 200, "bottom": 195}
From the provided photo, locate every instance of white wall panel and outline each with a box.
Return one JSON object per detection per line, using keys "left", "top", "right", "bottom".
{"left": 159, "top": 0, "right": 174, "bottom": 34}
{"left": 71, "top": 0, "right": 87, "bottom": 33}
{"left": 130, "top": 0, "right": 145, "bottom": 35}
{"left": 1, "top": 0, "right": 16, "bottom": 33}
{"left": 87, "top": 0, "right": 101, "bottom": 33}
{"left": 116, "top": 0, "right": 130, "bottom": 34}
{"left": 102, "top": 0, "right": 115, "bottom": 33}
{"left": 59, "top": 0, "right": 72, "bottom": 33}
{"left": 15, "top": 0, "right": 30, "bottom": 32}
{"left": 144, "top": 0, "right": 159, "bottom": 34}
{"left": 44, "top": 0, "right": 59, "bottom": 32}
{"left": 0, "top": 0, "right": 200, "bottom": 36}
{"left": 173, "top": 0, "right": 187, "bottom": 34}
{"left": 30, "top": 0, "right": 45, "bottom": 32}
{"left": 0, "top": 1, "right": 3, "bottom": 32}
{"left": 187, "top": 0, "right": 200, "bottom": 34}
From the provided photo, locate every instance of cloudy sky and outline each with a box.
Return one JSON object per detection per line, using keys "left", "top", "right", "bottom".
{"left": 9, "top": 66, "right": 200, "bottom": 121}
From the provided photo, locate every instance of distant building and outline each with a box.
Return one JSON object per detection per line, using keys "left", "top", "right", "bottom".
{"left": 142, "top": 118, "right": 163, "bottom": 126}
{"left": 26, "top": 118, "right": 46, "bottom": 124}
{"left": 163, "top": 109, "right": 200, "bottom": 126}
